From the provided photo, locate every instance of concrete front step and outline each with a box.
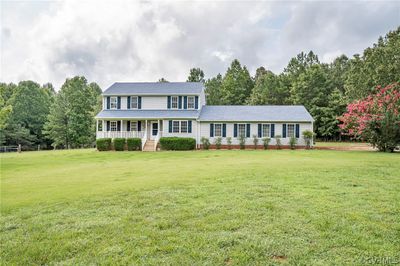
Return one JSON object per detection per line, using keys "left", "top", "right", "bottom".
{"left": 143, "top": 141, "right": 156, "bottom": 152}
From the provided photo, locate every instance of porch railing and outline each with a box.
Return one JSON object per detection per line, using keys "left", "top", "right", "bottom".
{"left": 96, "top": 131, "right": 143, "bottom": 139}
{"left": 141, "top": 131, "right": 147, "bottom": 151}
{"left": 154, "top": 131, "right": 162, "bottom": 151}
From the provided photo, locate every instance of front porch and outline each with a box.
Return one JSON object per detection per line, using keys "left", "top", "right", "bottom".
{"left": 96, "top": 119, "right": 163, "bottom": 151}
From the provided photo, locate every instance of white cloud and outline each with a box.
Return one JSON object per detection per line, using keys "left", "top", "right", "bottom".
{"left": 1, "top": 0, "right": 399, "bottom": 90}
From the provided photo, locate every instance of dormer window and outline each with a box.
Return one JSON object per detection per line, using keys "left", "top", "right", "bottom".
{"left": 110, "top": 97, "right": 117, "bottom": 109}
{"left": 171, "top": 96, "right": 178, "bottom": 109}
{"left": 130, "top": 96, "right": 138, "bottom": 109}
{"left": 187, "top": 96, "right": 195, "bottom": 109}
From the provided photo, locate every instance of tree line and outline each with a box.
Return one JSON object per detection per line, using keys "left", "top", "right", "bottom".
{"left": 0, "top": 27, "right": 398, "bottom": 149}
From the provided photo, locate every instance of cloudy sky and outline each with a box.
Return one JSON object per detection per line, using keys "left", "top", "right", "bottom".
{"left": 1, "top": 0, "right": 399, "bottom": 90}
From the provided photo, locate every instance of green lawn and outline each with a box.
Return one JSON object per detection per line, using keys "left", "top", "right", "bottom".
{"left": 1, "top": 149, "right": 399, "bottom": 265}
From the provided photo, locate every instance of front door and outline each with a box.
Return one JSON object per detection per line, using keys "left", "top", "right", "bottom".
{"left": 151, "top": 122, "right": 158, "bottom": 140}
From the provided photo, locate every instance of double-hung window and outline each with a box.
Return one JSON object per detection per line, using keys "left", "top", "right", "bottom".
{"left": 262, "top": 124, "right": 270, "bottom": 137}
{"left": 173, "top": 121, "right": 180, "bottom": 133}
{"left": 110, "top": 121, "right": 117, "bottom": 131}
{"left": 214, "top": 123, "right": 222, "bottom": 137}
{"left": 238, "top": 124, "right": 246, "bottom": 137}
{"left": 187, "top": 96, "right": 195, "bottom": 109}
{"left": 181, "top": 121, "right": 188, "bottom": 133}
{"left": 287, "top": 124, "right": 295, "bottom": 138}
{"left": 171, "top": 96, "right": 178, "bottom": 109}
{"left": 110, "top": 97, "right": 117, "bottom": 109}
{"left": 130, "top": 121, "right": 137, "bottom": 131}
{"left": 130, "top": 96, "right": 138, "bottom": 109}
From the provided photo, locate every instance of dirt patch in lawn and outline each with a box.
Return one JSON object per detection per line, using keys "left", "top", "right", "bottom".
{"left": 314, "top": 144, "right": 375, "bottom": 151}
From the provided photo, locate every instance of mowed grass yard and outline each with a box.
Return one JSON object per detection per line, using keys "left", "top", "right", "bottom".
{"left": 1, "top": 149, "right": 399, "bottom": 265}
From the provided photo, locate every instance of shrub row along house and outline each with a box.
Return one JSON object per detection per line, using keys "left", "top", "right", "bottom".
{"left": 95, "top": 82, "right": 314, "bottom": 151}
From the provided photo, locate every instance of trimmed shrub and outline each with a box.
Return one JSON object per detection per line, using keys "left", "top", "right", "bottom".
{"left": 215, "top": 137, "right": 222, "bottom": 149}
{"left": 113, "top": 138, "right": 126, "bottom": 151}
{"left": 159, "top": 137, "right": 196, "bottom": 150}
{"left": 303, "top": 130, "right": 313, "bottom": 149}
{"left": 262, "top": 138, "right": 271, "bottom": 150}
{"left": 239, "top": 134, "right": 246, "bottom": 150}
{"left": 127, "top": 138, "right": 141, "bottom": 151}
{"left": 201, "top": 137, "right": 210, "bottom": 150}
{"left": 96, "top": 138, "right": 111, "bottom": 151}
{"left": 253, "top": 135, "right": 259, "bottom": 149}
{"left": 289, "top": 137, "right": 297, "bottom": 150}
{"left": 226, "top": 137, "right": 232, "bottom": 150}
{"left": 275, "top": 135, "right": 282, "bottom": 149}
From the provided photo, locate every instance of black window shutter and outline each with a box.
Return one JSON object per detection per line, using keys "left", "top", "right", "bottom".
{"left": 222, "top": 124, "right": 226, "bottom": 137}
{"left": 127, "top": 96, "right": 131, "bottom": 109}
{"left": 184, "top": 96, "right": 188, "bottom": 109}
{"left": 117, "top": 121, "right": 121, "bottom": 131}
{"left": 195, "top": 96, "right": 199, "bottom": 109}
{"left": 127, "top": 121, "right": 131, "bottom": 131}
{"left": 210, "top": 123, "right": 214, "bottom": 137}
{"left": 167, "top": 96, "right": 171, "bottom": 109}
{"left": 234, "top": 124, "right": 238, "bottom": 137}
{"left": 107, "top": 97, "right": 110, "bottom": 109}
{"left": 138, "top": 96, "right": 142, "bottom": 109}
{"left": 282, "top": 124, "right": 287, "bottom": 138}
{"left": 117, "top": 97, "right": 121, "bottom": 109}
{"left": 246, "top": 123, "right": 250, "bottom": 138}
{"left": 188, "top": 120, "right": 192, "bottom": 133}
{"left": 271, "top": 124, "right": 275, "bottom": 137}
{"left": 169, "top": 120, "right": 172, "bottom": 133}
{"left": 295, "top": 124, "right": 300, "bottom": 138}
{"left": 107, "top": 121, "right": 110, "bottom": 131}
{"left": 178, "top": 96, "right": 182, "bottom": 109}
{"left": 138, "top": 121, "right": 141, "bottom": 131}
{"left": 258, "top": 124, "right": 262, "bottom": 138}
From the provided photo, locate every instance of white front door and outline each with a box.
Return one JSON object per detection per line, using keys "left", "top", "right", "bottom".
{"left": 150, "top": 121, "right": 158, "bottom": 140}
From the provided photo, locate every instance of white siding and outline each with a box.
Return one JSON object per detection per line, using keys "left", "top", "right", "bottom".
{"left": 199, "top": 122, "right": 313, "bottom": 146}
{"left": 161, "top": 119, "right": 198, "bottom": 140}
{"left": 141, "top": 96, "right": 167, "bottom": 110}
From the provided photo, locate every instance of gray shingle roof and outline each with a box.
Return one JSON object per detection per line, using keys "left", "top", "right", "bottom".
{"left": 103, "top": 82, "right": 204, "bottom": 95}
{"left": 198, "top": 105, "right": 314, "bottom": 122}
{"left": 95, "top": 110, "right": 200, "bottom": 119}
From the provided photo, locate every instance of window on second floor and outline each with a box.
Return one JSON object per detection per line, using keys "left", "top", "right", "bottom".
{"left": 131, "top": 96, "right": 138, "bottom": 109}
{"left": 187, "top": 96, "right": 195, "bottom": 109}
{"left": 287, "top": 124, "right": 295, "bottom": 138}
{"left": 110, "top": 97, "right": 117, "bottom": 109}
{"left": 171, "top": 96, "right": 178, "bottom": 109}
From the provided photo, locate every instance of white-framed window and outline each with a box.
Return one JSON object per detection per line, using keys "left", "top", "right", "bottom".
{"left": 110, "top": 121, "right": 117, "bottom": 131}
{"left": 130, "top": 96, "right": 138, "bottom": 109}
{"left": 187, "top": 96, "right": 195, "bottom": 109}
{"left": 214, "top": 123, "right": 222, "bottom": 137}
{"left": 181, "top": 121, "right": 188, "bottom": 133}
{"left": 287, "top": 124, "right": 295, "bottom": 138}
{"left": 171, "top": 96, "right": 178, "bottom": 109}
{"left": 262, "top": 124, "right": 270, "bottom": 137}
{"left": 110, "top": 97, "right": 117, "bottom": 109}
{"left": 97, "top": 120, "right": 103, "bottom": 131}
{"left": 238, "top": 123, "right": 246, "bottom": 137}
{"left": 130, "top": 121, "right": 137, "bottom": 131}
{"left": 173, "top": 120, "right": 180, "bottom": 133}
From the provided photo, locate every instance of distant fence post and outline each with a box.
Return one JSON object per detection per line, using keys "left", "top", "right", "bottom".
{"left": 18, "top": 144, "right": 21, "bottom": 153}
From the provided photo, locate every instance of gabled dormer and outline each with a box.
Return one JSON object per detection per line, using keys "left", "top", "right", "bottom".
{"left": 102, "top": 82, "right": 205, "bottom": 111}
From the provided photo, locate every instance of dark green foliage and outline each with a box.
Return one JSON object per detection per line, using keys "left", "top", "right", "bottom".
{"left": 275, "top": 135, "right": 282, "bottom": 149}
{"left": 201, "top": 137, "right": 210, "bottom": 150}
{"left": 289, "top": 137, "right": 297, "bottom": 150}
{"left": 214, "top": 137, "right": 222, "bottom": 149}
{"left": 187, "top": 68, "right": 205, "bottom": 83}
{"left": 113, "top": 138, "right": 126, "bottom": 151}
{"left": 238, "top": 134, "right": 246, "bottom": 149}
{"left": 252, "top": 135, "right": 259, "bottom": 149}
{"left": 303, "top": 130, "right": 314, "bottom": 149}
{"left": 127, "top": 138, "right": 141, "bottom": 151}
{"left": 226, "top": 137, "right": 232, "bottom": 150}
{"left": 262, "top": 138, "right": 270, "bottom": 150}
{"left": 96, "top": 138, "right": 111, "bottom": 151}
{"left": 160, "top": 137, "right": 196, "bottom": 150}
{"left": 205, "top": 74, "right": 223, "bottom": 105}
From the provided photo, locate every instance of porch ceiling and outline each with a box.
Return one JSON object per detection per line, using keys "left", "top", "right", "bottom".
{"left": 95, "top": 109, "right": 199, "bottom": 119}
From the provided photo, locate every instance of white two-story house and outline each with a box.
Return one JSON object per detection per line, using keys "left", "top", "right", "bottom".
{"left": 95, "top": 82, "right": 314, "bottom": 150}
